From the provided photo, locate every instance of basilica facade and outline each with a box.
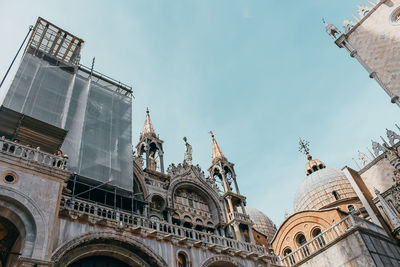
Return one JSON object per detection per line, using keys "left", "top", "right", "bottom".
{"left": 2, "top": 1, "right": 400, "bottom": 266}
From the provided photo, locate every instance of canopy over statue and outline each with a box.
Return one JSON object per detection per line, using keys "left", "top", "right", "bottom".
{"left": 183, "top": 137, "right": 192, "bottom": 165}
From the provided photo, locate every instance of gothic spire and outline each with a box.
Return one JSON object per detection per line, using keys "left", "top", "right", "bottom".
{"left": 141, "top": 108, "right": 156, "bottom": 138}
{"left": 210, "top": 131, "right": 226, "bottom": 163}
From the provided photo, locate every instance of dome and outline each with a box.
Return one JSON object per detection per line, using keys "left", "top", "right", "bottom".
{"left": 246, "top": 207, "right": 276, "bottom": 242}
{"left": 294, "top": 168, "right": 358, "bottom": 212}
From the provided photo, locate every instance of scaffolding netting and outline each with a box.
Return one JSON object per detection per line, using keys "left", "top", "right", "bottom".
{"left": 3, "top": 52, "right": 133, "bottom": 190}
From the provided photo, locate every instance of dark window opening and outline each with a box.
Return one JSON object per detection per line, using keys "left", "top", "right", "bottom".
{"left": 348, "top": 205, "right": 355, "bottom": 213}
{"left": 284, "top": 248, "right": 295, "bottom": 265}
{"left": 296, "top": 233, "right": 310, "bottom": 257}
{"left": 332, "top": 191, "right": 340, "bottom": 200}
{"left": 4, "top": 175, "right": 15, "bottom": 183}
{"left": 312, "top": 228, "right": 326, "bottom": 247}
{"left": 177, "top": 252, "right": 188, "bottom": 267}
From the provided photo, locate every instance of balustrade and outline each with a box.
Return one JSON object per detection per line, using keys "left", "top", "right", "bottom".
{"left": 228, "top": 211, "right": 251, "bottom": 223}
{"left": 60, "top": 195, "right": 271, "bottom": 257}
{"left": 281, "top": 215, "right": 380, "bottom": 266}
{"left": 0, "top": 138, "right": 67, "bottom": 169}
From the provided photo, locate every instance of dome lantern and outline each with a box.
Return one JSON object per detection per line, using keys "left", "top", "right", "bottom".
{"left": 299, "top": 138, "right": 326, "bottom": 176}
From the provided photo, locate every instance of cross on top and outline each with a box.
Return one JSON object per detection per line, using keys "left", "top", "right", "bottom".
{"left": 298, "top": 138, "right": 310, "bottom": 155}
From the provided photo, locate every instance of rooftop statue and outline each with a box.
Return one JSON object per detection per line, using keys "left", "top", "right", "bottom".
{"left": 183, "top": 137, "right": 192, "bottom": 165}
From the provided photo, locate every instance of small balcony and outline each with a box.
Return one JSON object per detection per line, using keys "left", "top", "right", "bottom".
{"left": 0, "top": 138, "right": 68, "bottom": 170}
{"left": 228, "top": 211, "right": 252, "bottom": 224}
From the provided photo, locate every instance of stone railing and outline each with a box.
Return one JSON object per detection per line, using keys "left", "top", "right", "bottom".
{"left": 228, "top": 211, "right": 251, "bottom": 223}
{"left": 60, "top": 195, "right": 279, "bottom": 263}
{"left": 0, "top": 138, "right": 67, "bottom": 170}
{"left": 281, "top": 215, "right": 385, "bottom": 266}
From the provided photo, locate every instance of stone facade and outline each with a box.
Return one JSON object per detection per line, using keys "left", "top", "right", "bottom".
{"left": 332, "top": 0, "right": 400, "bottom": 106}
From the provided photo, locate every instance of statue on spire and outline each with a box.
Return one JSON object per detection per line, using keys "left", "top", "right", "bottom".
{"left": 183, "top": 137, "right": 192, "bottom": 165}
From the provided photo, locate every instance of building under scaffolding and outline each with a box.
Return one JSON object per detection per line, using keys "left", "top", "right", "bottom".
{"left": 2, "top": 17, "right": 133, "bottom": 191}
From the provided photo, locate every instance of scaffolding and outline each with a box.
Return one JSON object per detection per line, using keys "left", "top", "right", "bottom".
{"left": 26, "top": 17, "right": 84, "bottom": 66}
{"left": 3, "top": 17, "right": 134, "bottom": 191}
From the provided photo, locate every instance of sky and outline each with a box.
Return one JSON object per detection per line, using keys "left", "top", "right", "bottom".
{"left": 0, "top": 0, "right": 399, "bottom": 226}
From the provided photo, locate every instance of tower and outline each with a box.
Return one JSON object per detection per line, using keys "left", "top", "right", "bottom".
{"left": 328, "top": 0, "right": 400, "bottom": 107}
{"left": 208, "top": 132, "right": 255, "bottom": 243}
{"left": 136, "top": 109, "right": 164, "bottom": 173}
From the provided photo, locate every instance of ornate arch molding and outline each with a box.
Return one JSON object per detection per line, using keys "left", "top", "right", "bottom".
{"left": 201, "top": 255, "right": 243, "bottom": 267}
{"left": 167, "top": 179, "right": 225, "bottom": 224}
{"left": 52, "top": 231, "right": 168, "bottom": 267}
{"left": 0, "top": 186, "right": 48, "bottom": 259}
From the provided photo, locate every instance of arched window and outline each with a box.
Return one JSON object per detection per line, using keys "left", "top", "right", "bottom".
{"left": 296, "top": 234, "right": 307, "bottom": 246}
{"left": 296, "top": 233, "right": 310, "bottom": 257}
{"left": 177, "top": 252, "right": 188, "bottom": 267}
{"left": 348, "top": 205, "right": 355, "bottom": 213}
{"left": 312, "top": 227, "right": 326, "bottom": 247}
{"left": 332, "top": 191, "right": 340, "bottom": 200}
{"left": 284, "top": 248, "right": 292, "bottom": 256}
{"left": 151, "top": 195, "right": 165, "bottom": 211}
{"left": 283, "top": 248, "right": 295, "bottom": 265}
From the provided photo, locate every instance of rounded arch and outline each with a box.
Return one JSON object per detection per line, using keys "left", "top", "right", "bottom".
{"left": 283, "top": 246, "right": 293, "bottom": 256}
{"left": 176, "top": 249, "right": 191, "bottom": 267}
{"left": 201, "top": 255, "right": 243, "bottom": 267}
{"left": 52, "top": 232, "right": 168, "bottom": 267}
{"left": 0, "top": 186, "right": 47, "bottom": 259}
{"left": 310, "top": 226, "right": 322, "bottom": 237}
{"left": 149, "top": 193, "right": 166, "bottom": 211}
{"left": 167, "top": 179, "right": 225, "bottom": 224}
{"left": 294, "top": 232, "right": 307, "bottom": 247}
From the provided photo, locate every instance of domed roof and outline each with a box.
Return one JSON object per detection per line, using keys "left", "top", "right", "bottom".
{"left": 294, "top": 168, "right": 358, "bottom": 212}
{"left": 246, "top": 207, "right": 276, "bottom": 242}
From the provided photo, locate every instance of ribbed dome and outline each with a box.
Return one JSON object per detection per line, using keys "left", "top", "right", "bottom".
{"left": 246, "top": 207, "right": 276, "bottom": 242}
{"left": 294, "top": 168, "right": 358, "bottom": 212}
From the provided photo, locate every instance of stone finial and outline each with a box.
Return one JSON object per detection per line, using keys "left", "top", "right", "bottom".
{"left": 323, "top": 19, "right": 341, "bottom": 40}
{"left": 343, "top": 20, "right": 356, "bottom": 33}
{"left": 371, "top": 140, "right": 385, "bottom": 157}
{"left": 386, "top": 128, "right": 400, "bottom": 146}
{"left": 357, "top": 5, "right": 371, "bottom": 18}
{"left": 358, "top": 150, "right": 371, "bottom": 167}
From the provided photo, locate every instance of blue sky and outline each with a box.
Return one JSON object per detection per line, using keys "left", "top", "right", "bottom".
{"left": 0, "top": 0, "right": 399, "bottom": 226}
